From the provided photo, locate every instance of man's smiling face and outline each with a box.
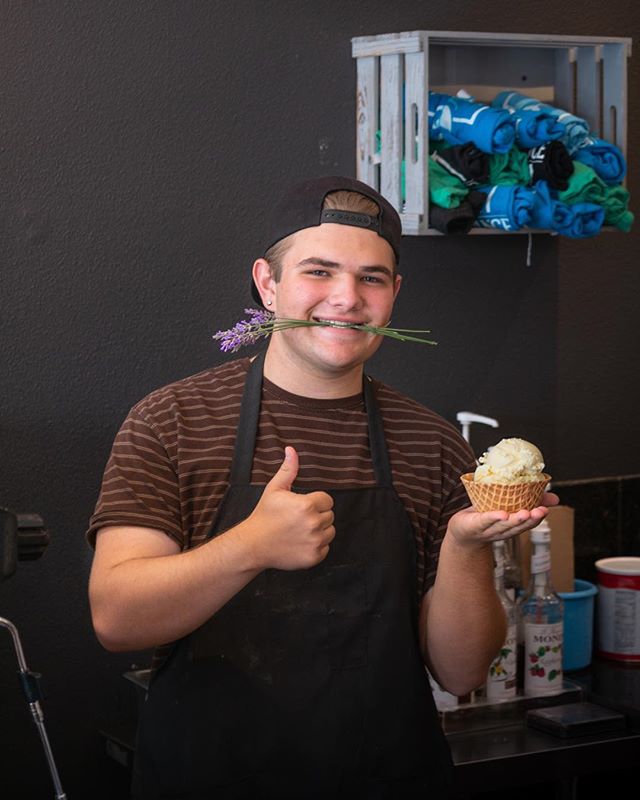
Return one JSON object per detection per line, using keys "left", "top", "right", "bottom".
{"left": 265, "top": 222, "right": 401, "bottom": 381}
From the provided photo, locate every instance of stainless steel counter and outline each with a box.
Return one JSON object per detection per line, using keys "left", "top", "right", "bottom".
{"left": 448, "top": 657, "right": 640, "bottom": 798}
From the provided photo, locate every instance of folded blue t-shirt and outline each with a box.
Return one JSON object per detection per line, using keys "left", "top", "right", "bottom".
{"left": 574, "top": 136, "right": 627, "bottom": 185}
{"left": 492, "top": 91, "right": 589, "bottom": 154}
{"left": 429, "top": 92, "right": 515, "bottom": 154}
{"left": 530, "top": 181, "right": 605, "bottom": 237}
{"left": 474, "top": 184, "right": 535, "bottom": 231}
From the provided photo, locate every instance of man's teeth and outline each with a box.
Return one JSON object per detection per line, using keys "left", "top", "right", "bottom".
{"left": 316, "top": 319, "right": 363, "bottom": 328}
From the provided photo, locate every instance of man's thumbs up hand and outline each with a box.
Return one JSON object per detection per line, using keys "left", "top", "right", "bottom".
{"left": 244, "top": 446, "right": 335, "bottom": 571}
{"left": 263, "top": 446, "right": 299, "bottom": 494}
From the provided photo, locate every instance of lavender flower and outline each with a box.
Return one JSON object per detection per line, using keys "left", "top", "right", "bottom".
{"left": 213, "top": 308, "right": 437, "bottom": 353}
{"left": 213, "top": 309, "right": 276, "bottom": 352}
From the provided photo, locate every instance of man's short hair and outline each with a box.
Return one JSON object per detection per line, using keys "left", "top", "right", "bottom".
{"left": 252, "top": 175, "right": 401, "bottom": 306}
{"left": 264, "top": 189, "right": 386, "bottom": 281}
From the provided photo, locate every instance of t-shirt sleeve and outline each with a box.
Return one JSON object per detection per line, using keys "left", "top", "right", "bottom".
{"left": 422, "top": 435, "right": 477, "bottom": 595}
{"left": 86, "top": 409, "right": 182, "bottom": 548}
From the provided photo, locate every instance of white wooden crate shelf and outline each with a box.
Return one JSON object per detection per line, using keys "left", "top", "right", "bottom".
{"left": 351, "top": 31, "right": 632, "bottom": 235}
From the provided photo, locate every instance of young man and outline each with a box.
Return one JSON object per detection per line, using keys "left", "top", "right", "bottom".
{"left": 88, "top": 176, "right": 557, "bottom": 799}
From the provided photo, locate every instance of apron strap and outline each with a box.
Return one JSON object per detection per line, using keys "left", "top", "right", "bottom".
{"left": 229, "top": 351, "right": 266, "bottom": 484}
{"left": 230, "top": 351, "right": 393, "bottom": 487}
{"left": 363, "top": 375, "right": 393, "bottom": 487}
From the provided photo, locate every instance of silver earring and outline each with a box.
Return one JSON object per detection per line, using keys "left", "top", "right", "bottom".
{"left": 266, "top": 299, "right": 272, "bottom": 306}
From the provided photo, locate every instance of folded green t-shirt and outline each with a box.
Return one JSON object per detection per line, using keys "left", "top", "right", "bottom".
{"left": 488, "top": 148, "right": 529, "bottom": 186}
{"left": 428, "top": 158, "right": 469, "bottom": 208}
{"left": 603, "top": 184, "right": 634, "bottom": 232}
{"left": 557, "top": 161, "right": 607, "bottom": 205}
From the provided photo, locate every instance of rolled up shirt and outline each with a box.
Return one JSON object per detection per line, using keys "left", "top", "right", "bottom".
{"left": 474, "top": 184, "right": 536, "bottom": 231}
{"left": 488, "top": 147, "right": 530, "bottom": 186}
{"left": 527, "top": 141, "right": 574, "bottom": 191}
{"left": 428, "top": 157, "right": 470, "bottom": 208}
{"left": 529, "top": 181, "right": 604, "bottom": 237}
{"left": 428, "top": 92, "right": 515, "bottom": 154}
{"left": 429, "top": 142, "right": 490, "bottom": 187}
{"left": 429, "top": 190, "right": 488, "bottom": 234}
{"left": 508, "top": 106, "right": 565, "bottom": 148}
{"left": 563, "top": 203, "right": 606, "bottom": 237}
{"left": 603, "top": 184, "right": 634, "bottom": 232}
{"left": 492, "top": 91, "right": 589, "bottom": 154}
{"left": 574, "top": 136, "right": 627, "bottom": 185}
{"left": 557, "top": 161, "right": 607, "bottom": 206}
{"left": 529, "top": 180, "right": 568, "bottom": 229}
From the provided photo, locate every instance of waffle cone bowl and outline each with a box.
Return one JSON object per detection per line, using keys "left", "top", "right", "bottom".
{"left": 460, "top": 473, "right": 551, "bottom": 513}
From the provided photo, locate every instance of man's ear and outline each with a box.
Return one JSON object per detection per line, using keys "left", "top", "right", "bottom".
{"left": 393, "top": 272, "right": 402, "bottom": 301}
{"left": 252, "top": 258, "right": 276, "bottom": 307}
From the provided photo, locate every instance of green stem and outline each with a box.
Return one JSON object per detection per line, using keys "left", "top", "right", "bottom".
{"left": 267, "top": 318, "right": 437, "bottom": 346}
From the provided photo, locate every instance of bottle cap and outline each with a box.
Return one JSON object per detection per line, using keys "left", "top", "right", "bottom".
{"left": 530, "top": 518, "right": 551, "bottom": 544}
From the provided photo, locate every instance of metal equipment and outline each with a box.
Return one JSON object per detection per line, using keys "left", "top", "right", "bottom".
{"left": 1, "top": 508, "right": 67, "bottom": 799}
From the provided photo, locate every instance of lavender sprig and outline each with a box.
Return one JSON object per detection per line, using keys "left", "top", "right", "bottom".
{"left": 213, "top": 309, "right": 437, "bottom": 353}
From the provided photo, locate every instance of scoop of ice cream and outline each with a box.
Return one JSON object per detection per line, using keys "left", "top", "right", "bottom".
{"left": 474, "top": 438, "right": 545, "bottom": 484}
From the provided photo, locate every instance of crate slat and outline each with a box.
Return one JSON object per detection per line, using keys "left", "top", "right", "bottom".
{"left": 380, "top": 53, "right": 403, "bottom": 211}
{"left": 554, "top": 48, "right": 574, "bottom": 113}
{"left": 352, "top": 31, "right": 424, "bottom": 58}
{"left": 602, "top": 43, "right": 627, "bottom": 153}
{"left": 576, "top": 46, "right": 602, "bottom": 135}
{"left": 403, "top": 48, "right": 428, "bottom": 222}
{"left": 356, "top": 56, "right": 379, "bottom": 188}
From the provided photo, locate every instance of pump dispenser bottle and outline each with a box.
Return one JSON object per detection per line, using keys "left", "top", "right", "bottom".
{"left": 486, "top": 540, "right": 518, "bottom": 700}
{"left": 519, "top": 519, "right": 564, "bottom": 696}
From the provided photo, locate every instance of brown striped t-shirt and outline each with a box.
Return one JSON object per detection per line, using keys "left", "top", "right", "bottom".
{"left": 88, "top": 356, "right": 475, "bottom": 602}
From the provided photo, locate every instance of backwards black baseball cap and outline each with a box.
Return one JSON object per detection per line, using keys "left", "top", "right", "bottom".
{"left": 251, "top": 175, "right": 402, "bottom": 306}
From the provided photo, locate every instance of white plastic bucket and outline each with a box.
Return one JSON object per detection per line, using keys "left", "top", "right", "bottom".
{"left": 595, "top": 557, "right": 640, "bottom": 662}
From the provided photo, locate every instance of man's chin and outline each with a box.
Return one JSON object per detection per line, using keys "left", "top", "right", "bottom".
{"left": 318, "top": 341, "right": 382, "bottom": 371}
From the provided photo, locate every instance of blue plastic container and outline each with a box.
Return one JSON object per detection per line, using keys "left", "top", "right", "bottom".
{"left": 558, "top": 579, "right": 598, "bottom": 671}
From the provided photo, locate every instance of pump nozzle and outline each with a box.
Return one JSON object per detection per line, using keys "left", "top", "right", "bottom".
{"left": 456, "top": 411, "right": 499, "bottom": 444}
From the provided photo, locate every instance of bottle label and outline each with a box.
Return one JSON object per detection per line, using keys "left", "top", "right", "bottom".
{"left": 486, "top": 621, "right": 517, "bottom": 699}
{"left": 531, "top": 550, "right": 551, "bottom": 574}
{"left": 597, "top": 586, "right": 640, "bottom": 654}
{"left": 524, "top": 622, "right": 563, "bottom": 695}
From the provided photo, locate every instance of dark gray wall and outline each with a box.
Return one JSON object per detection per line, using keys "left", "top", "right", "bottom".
{"left": 1, "top": 2, "right": 638, "bottom": 796}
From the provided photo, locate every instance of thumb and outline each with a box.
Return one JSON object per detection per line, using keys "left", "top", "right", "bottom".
{"left": 265, "top": 446, "right": 299, "bottom": 492}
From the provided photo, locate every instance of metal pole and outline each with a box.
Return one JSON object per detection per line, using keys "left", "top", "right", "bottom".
{"left": 0, "top": 616, "right": 67, "bottom": 799}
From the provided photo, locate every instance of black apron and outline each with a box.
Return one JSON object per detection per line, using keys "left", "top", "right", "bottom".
{"left": 132, "top": 353, "right": 454, "bottom": 799}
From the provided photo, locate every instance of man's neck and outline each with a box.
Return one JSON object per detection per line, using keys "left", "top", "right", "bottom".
{"left": 262, "top": 348, "right": 364, "bottom": 399}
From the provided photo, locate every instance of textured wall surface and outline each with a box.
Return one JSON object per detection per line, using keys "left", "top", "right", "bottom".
{"left": 1, "top": 2, "right": 638, "bottom": 796}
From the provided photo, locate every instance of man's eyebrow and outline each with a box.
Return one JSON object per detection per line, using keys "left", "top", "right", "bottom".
{"left": 362, "top": 264, "right": 394, "bottom": 278}
{"left": 297, "top": 257, "right": 341, "bottom": 268}
{"left": 296, "top": 257, "right": 393, "bottom": 277}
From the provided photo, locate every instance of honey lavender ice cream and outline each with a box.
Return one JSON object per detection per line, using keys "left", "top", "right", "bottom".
{"left": 474, "top": 438, "right": 545, "bottom": 484}
{"left": 461, "top": 437, "right": 550, "bottom": 513}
